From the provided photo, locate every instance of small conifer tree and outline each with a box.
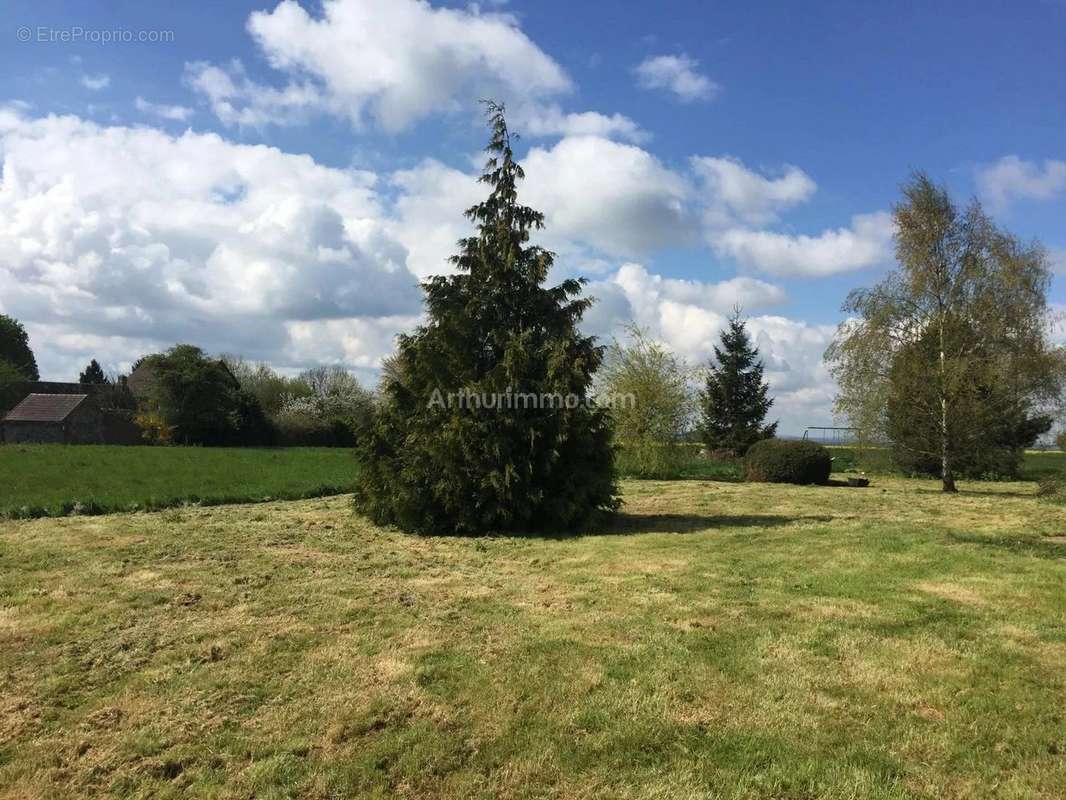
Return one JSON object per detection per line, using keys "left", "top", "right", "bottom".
{"left": 78, "top": 359, "right": 109, "bottom": 385}
{"left": 699, "top": 311, "right": 777, "bottom": 456}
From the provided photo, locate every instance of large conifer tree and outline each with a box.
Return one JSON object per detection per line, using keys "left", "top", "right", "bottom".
{"left": 699, "top": 311, "right": 777, "bottom": 456}
{"left": 353, "top": 104, "right": 618, "bottom": 535}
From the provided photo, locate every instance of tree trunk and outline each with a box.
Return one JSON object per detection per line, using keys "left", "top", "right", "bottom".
{"left": 941, "top": 408, "right": 957, "bottom": 492}
{"left": 938, "top": 313, "right": 957, "bottom": 493}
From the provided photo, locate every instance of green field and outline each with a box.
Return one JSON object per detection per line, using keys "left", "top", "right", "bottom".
{"left": 2, "top": 444, "right": 1063, "bottom": 520}
{"left": 1, "top": 476, "right": 1064, "bottom": 798}
{"left": 0, "top": 445, "right": 356, "bottom": 518}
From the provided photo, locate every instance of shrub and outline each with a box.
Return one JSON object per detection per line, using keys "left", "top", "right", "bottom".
{"left": 599, "top": 325, "right": 695, "bottom": 479}
{"left": 744, "top": 439, "right": 831, "bottom": 485}
{"left": 134, "top": 412, "right": 175, "bottom": 445}
{"left": 1057, "top": 430, "right": 1066, "bottom": 452}
{"left": 615, "top": 442, "right": 689, "bottom": 480}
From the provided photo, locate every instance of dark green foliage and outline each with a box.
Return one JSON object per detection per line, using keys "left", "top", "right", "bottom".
{"left": 353, "top": 104, "right": 619, "bottom": 535}
{"left": 96, "top": 377, "right": 138, "bottom": 412}
{"left": 887, "top": 318, "right": 1053, "bottom": 480}
{"left": 143, "top": 344, "right": 276, "bottom": 446}
{"left": 0, "top": 314, "right": 39, "bottom": 380}
{"left": 699, "top": 311, "right": 777, "bottom": 456}
{"left": 0, "top": 358, "right": 26, "bottom": 412}
{"left": 743, "top": 439, "right": 831, "bottom": 484}
{"left": 78, "top": 359, "right": 109, "bottom": 385}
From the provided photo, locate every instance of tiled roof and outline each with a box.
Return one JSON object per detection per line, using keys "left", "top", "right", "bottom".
{"left": 3, "top": 393, "right": 88, "bottom": 423}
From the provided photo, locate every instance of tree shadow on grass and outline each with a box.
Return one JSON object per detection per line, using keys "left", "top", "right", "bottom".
{"left": 575, "top": 512, "right": 835, "bottom": 537}
{"left": 910, "top": 487, "right": 1036, "bottom": 499}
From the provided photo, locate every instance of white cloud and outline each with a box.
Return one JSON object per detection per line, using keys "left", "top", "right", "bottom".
{"left": 976, "top": 155, "right": 1066, "bottom": 210}
{"left": 184, "top": 60, "right": 323, "bottom": 128}
{"left": 611, "top": 263, "right": 785, "bottom": 316}
{"left": 520, "top": 136, "right": 694, "bottom": 257}
{"left": 634, "top": 54, "right": 718, "bottom": 102}
{"left": 134, "top": 96, "right": 194, "bottom": 122}
{"left": 711, "top": 211, "right": 894, "bottom": 277}
{"left": 0, "top": 108, "right": 421, "bottom": 379}
{"left": 691, "top": 156, "right": 816, "bottom": 226}
{"left": 80, "top": 74, "right": 111, "bottom": 91}
{"left": 387, "top": 137, "right": 694, "bottom": 268}
{"left": 190, "top": 0, "right": 570, "bottom": 131}
{"left": 388, "top": 159, "right": 483, "bottom": 279}
{"left": 511, "top": 103, "right": 647, "bottom": 143}
{"left": 385, "top": 140, "right": 888, "bottom": 282}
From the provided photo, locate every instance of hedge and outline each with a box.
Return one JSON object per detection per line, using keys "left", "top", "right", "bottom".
{"left": 744, "top": 439, "right": 831, "bottom": 485}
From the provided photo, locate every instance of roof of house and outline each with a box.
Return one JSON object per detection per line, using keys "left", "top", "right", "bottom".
{"left": 3, "top": 393, "right": 89, "bottom": 423}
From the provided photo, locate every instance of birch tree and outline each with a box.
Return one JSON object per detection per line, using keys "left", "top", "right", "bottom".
{"left": 825, "top": 174, "right": 1061, "bottom": 491}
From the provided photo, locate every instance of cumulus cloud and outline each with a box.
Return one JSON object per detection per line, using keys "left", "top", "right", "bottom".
{"left": 711, "top": 212, "right": 894, "bottom": 277}
{"left": 976, "top": 155, "right": 1066, "bottom": 210}
{"left": 0, "top": 109, "right": 421, "bottom": 378}
{"left": 511, "top": 103, "right": 647, "bottom": 143}
{"left": 611, "top": 263, "right": 785, "bottom": 317}
{"left": 134, "top": 96, "right": 194, "bottom": 122}
{"left": 691, "top": 156, "right": 816, "bottom": 226}
{"left": 386, "top": 141, "right": 887, "bottom": 282}
{"left": 520, "top": 136, "right": 694, "bottom": 257}
{"left": 184, "top": 60, "right": 323, "bottom": 128}
{"left": 386, "top": 137, "right": 695, "bottom": 268}
{"left": 634, "top": 54, "right": 718, "bottom": 102}
{"left": 388, "top": 159, "right": 483, "bottom": 279}
{"left": 80, "top": 74, "right": 111, "bottom": 91}
{"left": 189, "top": 0, "right": 570, "bottom": 131}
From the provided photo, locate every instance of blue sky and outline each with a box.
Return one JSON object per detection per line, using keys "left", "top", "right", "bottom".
{"left": 1, "top": 0, "right": 1064, "bottom": 432}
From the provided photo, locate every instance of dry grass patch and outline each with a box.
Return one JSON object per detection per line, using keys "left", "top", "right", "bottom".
{"left": 1, "top": 479, "right": 1064, "bottom": 798}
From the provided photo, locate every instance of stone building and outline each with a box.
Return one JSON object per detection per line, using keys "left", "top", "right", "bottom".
{"left": 1, "top": 393, "right": 105, "bottom": 444}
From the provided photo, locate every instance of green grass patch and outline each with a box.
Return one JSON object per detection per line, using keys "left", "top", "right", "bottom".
{"left": 1, "top": 477, "right": 1063, "bottom": 797}
{"left": 0, "top": 444, "right": 356, "bottom": 518}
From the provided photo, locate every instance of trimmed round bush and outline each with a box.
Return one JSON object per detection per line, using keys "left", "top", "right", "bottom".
{"left": 743, "top": 439, "right": 831, "bottom": 485}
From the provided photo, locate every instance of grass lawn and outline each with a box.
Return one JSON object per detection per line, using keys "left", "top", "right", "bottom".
{"left": 0, "top": 445, "right": 356, "bottom": 518}
{"left": 1, "top": 478, "right": 1063, "bottom": 798}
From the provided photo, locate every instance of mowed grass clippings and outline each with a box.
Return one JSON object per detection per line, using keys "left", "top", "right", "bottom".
{"left": 1, "top": 478, "right": 1064, "bottom": 799}
{"left": 0, "top": 445, "right": 357, "bottom": 518}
